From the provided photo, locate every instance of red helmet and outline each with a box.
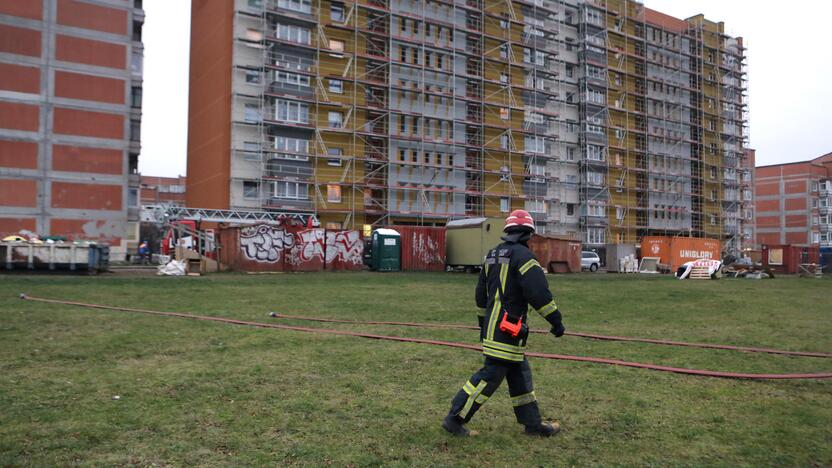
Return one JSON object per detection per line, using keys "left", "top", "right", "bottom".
{"left": 504, "top": 209, "right": 535, "bottom": 233}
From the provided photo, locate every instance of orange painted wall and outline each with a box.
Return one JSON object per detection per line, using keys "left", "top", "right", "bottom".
{"left": 0, "top": 0, "right": 43, "bottom": 20}
{"left": 56, "top": 35, "right": 126, "bottom": 69}
{"left": 0, "top": 179, "right": 38, "bottom": 207}
{"left": 53, "top": 108, "right": 124, "bottom": 139}
{"left": 0, "top": 101, "right": 39, "bottom": 132}
{"left": 51, "top": 182, "right": 122, "bottom": 210}
{"left": 0, "top": 24, "right": 41, "bottom": 57}
{"left": 57, "top": 0, "right": 128, "bottom": 35}
{"left": 186, "top": 0, "right": 234, "bottom": 209}
{"left": 0, "top": 140, "right": 38, "bottom": 169}
{"left": 55, "top": 71, "right": 125, "bottom": 104}
{"left": 0, "top": 63, "right": 40, "bottom": 94}
{"left": 52, "top": 145, "right": 123, "bottom": 175}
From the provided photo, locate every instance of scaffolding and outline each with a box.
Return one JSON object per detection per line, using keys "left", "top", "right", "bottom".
{"left": 223, "top": 0, "right": 746, "bottom": 246}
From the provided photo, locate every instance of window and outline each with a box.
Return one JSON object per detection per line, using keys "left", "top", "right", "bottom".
{"left": 276, "top": 23, "right": 311, "bottom": 44}
{"left": 588, "top": 203, "right": 604, "bottom": 217}
{"left": 586, "top": 89, "right": 605, "bottom": 105}
{"left": 525, "top": 136, "right": 546, "bottom": 154}
{"left": 586, "top": 171, "right": 604, "bottom": 186}
{"left": 812, "top": 181, "right": 819, "bottom": 192}
{"left": 272, "top": 181, "right": 309, "bottom": 200}
{"left": 500, "top": 197, "right": 510, "bottom": 213}
{"left": 128, "top": 188, "right": 139, "bottom": 207}
{"left": 525, "top": 200, "right": 546, "bottom": 213}
{"left": 587, "top": 145, "right": 605, "bottom": 161}
{"left": 586, "top": 227, "right": 605, "bottom": 245}
{"left": 130, "top": 120, "right": 141, "bottom": 141}
{"left": 277, "top": 0, "right": 312, "bottom": 13}
{"left": 276, "top": 71, "right": 310, "bottom": 88}
{"left": 567, "top": 147, "right": 575, "bottom": 161}
{"left": 329, "top": 39, "right": 345, "bottom": 53}
{"left": 327, "top": 148, "right": 343, "bottom": 166}
{"left": 567, "top": 203, "right": 575, "bottom": 216}
{"left": 242, "top": 141, "right": 260, "bottom": 160}
{"left": 710, "top": 166, "right": 717, "bottom": 179}
{"left": 243, "top": 181, "right": 259, "bottom": 199}
{"left": 131, "top": 86, "right": 142, "bottom": 108}
{"left": 275, "top": 100, "right": 309, "bottom": 123}
{"left": 327, "top": 184, "right": 342, "bottom": 202}
{"left": 328, "top": 111, "right": 343, "bottom": 128}
{"left": 616, "top": 207, "right": 624, "bottom": 221}
{"left": 768, "top": 248, "right": 783, "bottom": 265}
{"left": 330, "top": 3, "right": 345, "bottom": 22}
{"left": 499, "top": 108, "right": 510, "bottom": 120}
{"left": 328, "top": 79, "right": 343, "bottom": 93}
{"left": 246, "top": 70, "right": 261, "bottom": 84}
{"left": 275, "top": 137, "right": 309, "bottom": 160}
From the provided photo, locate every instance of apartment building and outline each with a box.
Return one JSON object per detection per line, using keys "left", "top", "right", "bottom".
{"left": 0, "top": 0, "right": 144, "bottom": 259}
{"left": 140, "top": 175, "right": 187, "bottom": 206}
{"left": 741, "top": 148, "right": 755, "bottom": 248}
{"left": 187, "top": 0, "right": 748, "bottom": 253}
{"left": 756, "top": 152, "right": 832, "bottom": 247}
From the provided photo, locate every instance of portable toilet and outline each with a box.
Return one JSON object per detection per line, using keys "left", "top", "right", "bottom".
{"left": 371, "top": 228, "right": 401, "bottom": 271}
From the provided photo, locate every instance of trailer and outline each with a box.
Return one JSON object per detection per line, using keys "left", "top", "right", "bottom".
{"left": 445, "top": 217, "right": 504, "bottom": 271}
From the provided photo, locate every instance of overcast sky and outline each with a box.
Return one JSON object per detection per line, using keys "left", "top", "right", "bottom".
{"left": 138, "top": 0, "right": 832, "bottom": 177}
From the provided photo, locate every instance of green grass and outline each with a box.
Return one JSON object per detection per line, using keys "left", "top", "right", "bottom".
{"left": 0, "top": 273, "right": 830, "bottom": 466}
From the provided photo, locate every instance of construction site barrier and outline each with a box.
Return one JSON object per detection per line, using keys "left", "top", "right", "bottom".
{"left": 17, "top": 294, "right": 832, "bottom": 381}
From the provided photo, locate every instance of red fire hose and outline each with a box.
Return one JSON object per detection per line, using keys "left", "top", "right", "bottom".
{"left": 18, "top": 294, "right": 832, "bottom": 380}
{"left": 268, "top": 313, "right": 832, "bottom": 359}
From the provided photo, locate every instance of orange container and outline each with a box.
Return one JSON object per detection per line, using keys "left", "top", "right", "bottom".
{"left": 528, "top": 235, "right": 581, "bottom": 273}
{"left": 640, "top": 236, "right": 671, "bottom": 264}
{"left": 670, "top": 238, "right": 721, "bottom": 271}
{"left": 640, "top": 236, "right": 722, "bottom": 271}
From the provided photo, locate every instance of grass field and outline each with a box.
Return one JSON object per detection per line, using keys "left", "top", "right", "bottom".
{"left": 1, "top": 272, "right": 830, "bottom": 466}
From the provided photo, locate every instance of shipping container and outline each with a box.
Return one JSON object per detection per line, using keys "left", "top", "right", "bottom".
{"left": 528, "top": 235, "right": 581, "bottom": 273}
{"left": 670, "top": 238, "right": 721, "bottom": 271}
{"left": 640, "top": 236, "right": 721, "bottom": 271}
{"left": 762, "top": 244, "right": 820, "bottom": 274}
{"left": 445, "top": 217, "right": 504, "bottom": 269}
{"left": 1, "top": 241, "right": 109, "bottom": 273}
{"left": 388, "top": 226, "right": 446, "bottom": 272}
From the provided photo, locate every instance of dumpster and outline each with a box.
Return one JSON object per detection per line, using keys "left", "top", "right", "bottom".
{"left": 370, "top": 228, "right": 401, "bottom": 272}
{"left": 1, "top": 241, "right": 109, "bottom": 273}
{"left": 528, "top": 235, "right": 581, "bottom": 273}
{"left": 445, "top": 217, "right": 504, "bottom": 270}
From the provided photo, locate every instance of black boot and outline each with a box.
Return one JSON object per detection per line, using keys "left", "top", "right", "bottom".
{"left": 524, "top": 421, "right": 560, "bottom": 437}
{"left": 442, "top": 414, "right": 470, "bottom": 437}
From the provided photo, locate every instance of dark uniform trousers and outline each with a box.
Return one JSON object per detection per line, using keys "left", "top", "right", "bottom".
{"left": 448, "top": 356, "right": 541, "bottom": 426}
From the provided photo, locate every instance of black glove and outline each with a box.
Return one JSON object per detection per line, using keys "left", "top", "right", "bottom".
{"left": 548, "top": 308, "right": 565, "bottom": 338}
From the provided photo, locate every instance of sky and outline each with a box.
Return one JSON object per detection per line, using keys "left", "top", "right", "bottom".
{"left": 138, "top": 0, "right": 832, "bottom": 177}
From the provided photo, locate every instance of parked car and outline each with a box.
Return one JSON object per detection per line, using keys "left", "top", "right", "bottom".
{"left": 581, "top": 251, "right": 601, "bottom": 272}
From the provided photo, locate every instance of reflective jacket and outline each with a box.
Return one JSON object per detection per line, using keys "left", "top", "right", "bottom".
{"left": 475, "top": 236, "right": 561, "bottom": 362}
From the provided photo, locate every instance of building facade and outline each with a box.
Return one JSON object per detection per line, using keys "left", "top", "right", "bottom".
{"left": 0, "top": 0, "right": 144, "bottom": 259}
{"left": 741, "top": 148, "right": 755, "bottom": 248}
{"left": 187, "top": 0, "right": 748, "bottom": 253}
{"left": 140, "top": 175, "right": 187, "bottom": 206}
{"left": 756, "top": 152, "right": 832, "bottom": 247}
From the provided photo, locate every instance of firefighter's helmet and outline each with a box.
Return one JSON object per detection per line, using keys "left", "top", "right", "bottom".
{"left": 504, "top": 209, "right": 535, "bottom": 233}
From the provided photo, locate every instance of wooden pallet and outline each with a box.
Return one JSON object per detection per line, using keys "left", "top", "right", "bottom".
{"left": 689, "top": 265, "right": 712, "bottom": 279}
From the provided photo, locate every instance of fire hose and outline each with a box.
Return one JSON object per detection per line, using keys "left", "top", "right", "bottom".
{"left": 267, "top": 313, "right": 832, "bottom": 359}
{"left": 18, "top": 294, "right": 832, "bottom": 380}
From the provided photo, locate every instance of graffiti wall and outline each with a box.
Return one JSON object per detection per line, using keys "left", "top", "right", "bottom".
{"left": 325, "top": 230, "right": 364, "bottom": 270}
{"left": 240, "top": 224, "right": 294, "bottom": 263}
{"left": 217, "top": 225, "right": 367, "bottom": 273}
{"left": 286, "top": 228, "right": 325, "bottom": 271}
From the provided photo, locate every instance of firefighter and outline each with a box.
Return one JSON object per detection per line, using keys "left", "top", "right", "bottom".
{"left": 443, "top": 209, "right": 566, "bottom": 437}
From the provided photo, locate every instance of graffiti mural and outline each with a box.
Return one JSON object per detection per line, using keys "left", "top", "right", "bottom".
{"left": 240, "top": 225, "right": 294, "bottom": 263}
{"left": 411, "top": 232, "right": 443, "bottom": 266}
{"left": 325, "top": 231, "right": 363, "bottom": 268}
{"left": 287, "top": 228, "right": 325, "bottom": 267}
